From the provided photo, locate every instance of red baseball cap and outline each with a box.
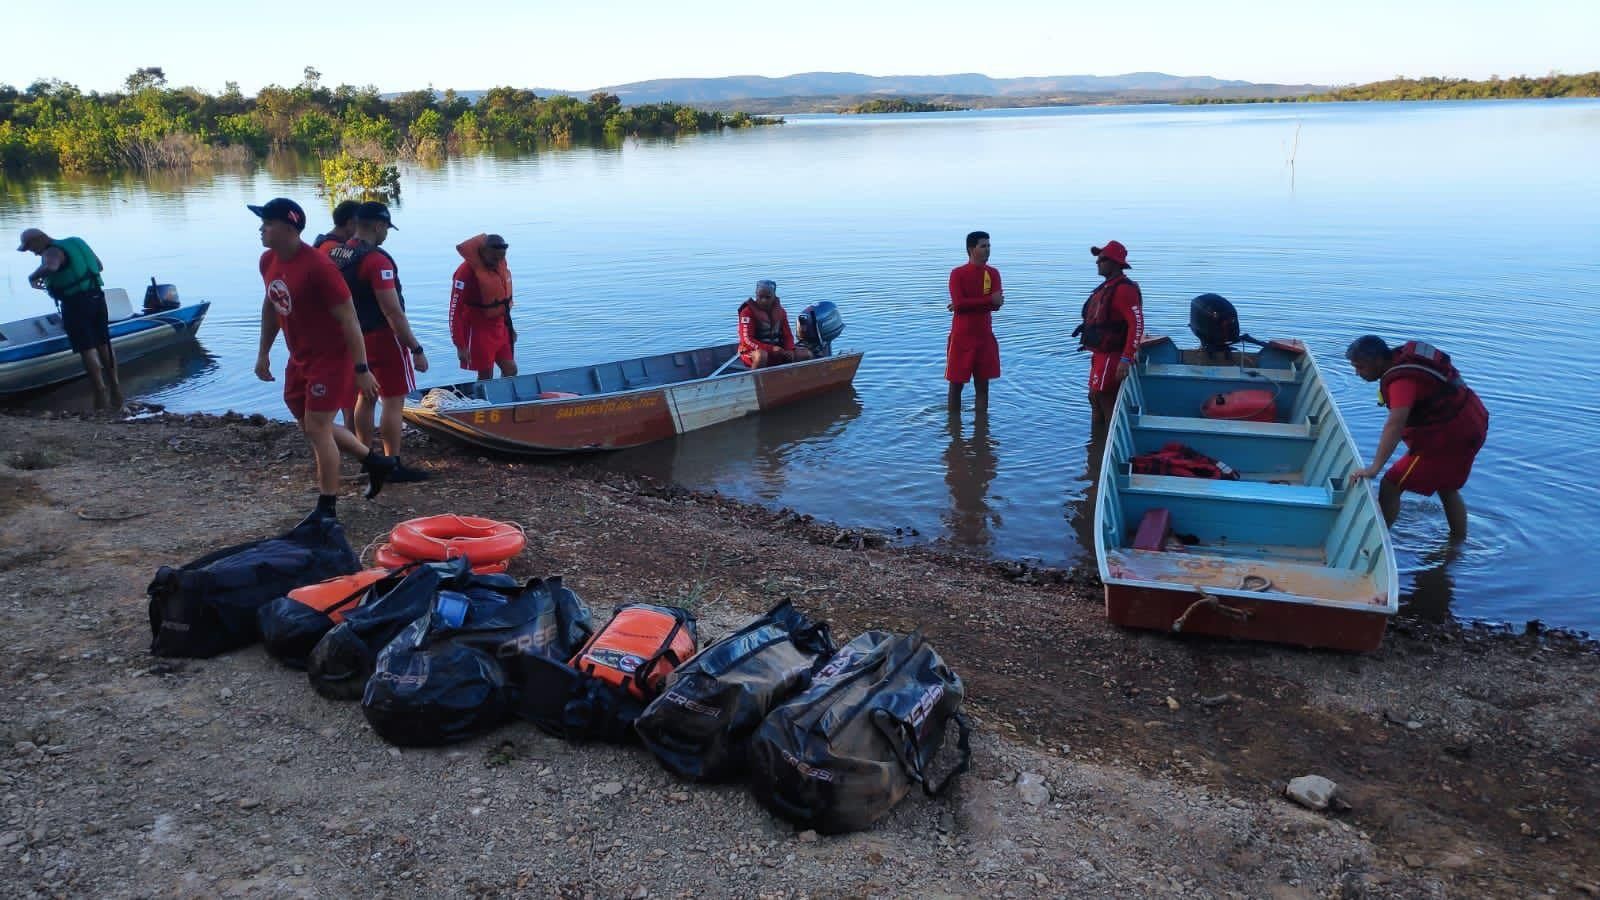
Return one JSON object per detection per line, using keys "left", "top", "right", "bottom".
{"left": 1091, "top": 240, "right": 1131, "bottom": 269}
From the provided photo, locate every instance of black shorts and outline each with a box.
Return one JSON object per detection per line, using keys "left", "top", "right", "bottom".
{"left": 58, "top": 290, "right": 111, "bottom": 354}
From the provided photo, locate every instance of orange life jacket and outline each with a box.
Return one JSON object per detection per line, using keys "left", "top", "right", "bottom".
{"left": 455, "top": 234, "right": 513, "bottom": 317}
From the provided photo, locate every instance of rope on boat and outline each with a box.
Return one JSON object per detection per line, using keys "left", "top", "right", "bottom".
{"left": 415, "top": 387, "right": 491, "bottom": 411}
{"left": 1171, "top": 589, "right": 1253, "bottom": 633}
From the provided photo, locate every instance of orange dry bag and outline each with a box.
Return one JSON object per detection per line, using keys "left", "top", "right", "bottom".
{"left": 570, "top": 603, "right": 697, "bottom": 701}
{"left": 1202, "top": 389, "right": 1277, "bottom": 423}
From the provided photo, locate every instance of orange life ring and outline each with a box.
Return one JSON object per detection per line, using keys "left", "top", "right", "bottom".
{"left": 374, "top": 542, "right": 509, "bottom": 574}
{"left": 286, "top": 568, "right": 391, "bottom": 623}
{"left": 390, "top": 515, "right": 525, "bottom": 564}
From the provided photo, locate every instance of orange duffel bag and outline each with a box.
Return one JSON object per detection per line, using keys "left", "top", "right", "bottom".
{"left": 570, "top": 603, "right": 697, "bottom": 701}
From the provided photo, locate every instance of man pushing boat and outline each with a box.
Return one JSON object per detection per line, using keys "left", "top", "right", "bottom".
{"left": 17, "top": 228, "right": 124, "bottom": 409}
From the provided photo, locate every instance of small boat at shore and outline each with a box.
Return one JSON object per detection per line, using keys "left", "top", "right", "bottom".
{"left": 1094, "top": 336, "right": 1398, "bottom": 652}
{"left": 0, "top": 288, "right": 210, "bottom": 396}
{"left": 403, "top": 342, "right": 864, "bottom": 455}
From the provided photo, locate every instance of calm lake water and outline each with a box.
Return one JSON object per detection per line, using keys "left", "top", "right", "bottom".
{"left": 4, "top": 100, "right": 1598, "bottom": 632}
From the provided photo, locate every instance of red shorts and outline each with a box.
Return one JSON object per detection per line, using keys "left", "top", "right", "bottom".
{"left": 1384, "top": 452, "right": 1478, "bottom": 496}
{"left": 364, "top": 327, "right": 416, "bottom": 398}
{"left": 284, "top": 357, "right": 355, "bottom": 420}
{"left": 945, "top": 331, "right": 1001, "bottom": 383}
{"left": 461, "top": 319, "right": 514, "bottom": 372}
{"left": 1088, "top": 350, "right": 1127, "bottom": 395}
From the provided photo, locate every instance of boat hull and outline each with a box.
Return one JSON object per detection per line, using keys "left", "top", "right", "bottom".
{"left": 1103, "top": 582, "right": 1390, "bottom": 653}
{"left": 404, "top": 349, "right": 862, "bottom": 455}
{"left": 0, "top": 301, "right": 211, "bottom": 395}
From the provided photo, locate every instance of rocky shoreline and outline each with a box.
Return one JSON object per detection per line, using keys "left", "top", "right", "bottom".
{"left": 2, "top": 409, "right": 1596, "bottom": 898}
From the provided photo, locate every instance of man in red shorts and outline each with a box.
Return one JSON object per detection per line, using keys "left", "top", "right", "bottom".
{"left": 330, "top": 202, "right": 431, "bottom": 482}
{"left": 1077, "top": 240, "right": 1144, "bottom": 429}
{"left": 737, "top": 279, "right": 812, "bottom": 369}
{"left": 946, "top": 231, "right": 1002, "bottom": 411}
{"left": 250, "top": 198, "right": 397, "bottom": 519}
{"left": 1346, "top": 335, "right": 1489, "bottom": 540}
{"left": 449, "top": 233, "right": 519, "bottom": 380}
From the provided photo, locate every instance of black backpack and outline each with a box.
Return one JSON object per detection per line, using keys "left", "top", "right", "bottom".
{"left": 636, "top": 600, "right": 835, "bottom": 781}
{"left": 258, "top": 567, "right": 411, "bottom": 670}
{"left": 361, "top": 576, "right": 594, "bottom": 747}
{"left": 748, "top": 630, "right": 972, "bottom": 834}
{"left": 147, "top": 513, "right": 358, "bottom": 658}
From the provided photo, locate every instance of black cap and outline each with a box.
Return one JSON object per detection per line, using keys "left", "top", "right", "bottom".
{"left": 355, "top": 201, "right": 397, "bottom": 230}
{"left": 485, "top": 233, "right": 509, "bottom": 249}
{"left": 247, "top": 198, "right": 307, "bottom": 232}
{"left": 331, "top": 199, "right": 362, "bottom": 227}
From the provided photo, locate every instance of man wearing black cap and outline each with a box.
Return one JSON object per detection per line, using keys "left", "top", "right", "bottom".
{"left": 312, "top": 200, "right": 361, "bottom": 255}
{"left": 329, "top": 201, "right": 431, "bottom": 481}
{"left": 17, "top": 227, "right": 123, "bottom": 409}
{"left": 1076, "top": 240, "right": 1144, "bottom": 429}
{"left": 250, "top": 197, "right": 398, "bottom": 518}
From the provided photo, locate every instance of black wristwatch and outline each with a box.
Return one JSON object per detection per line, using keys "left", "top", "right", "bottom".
{"left": 409, "top": 344, "right": 424, "bottom": 356}
{"left": 354, "top": 363, "right": 370, "bottom": 374}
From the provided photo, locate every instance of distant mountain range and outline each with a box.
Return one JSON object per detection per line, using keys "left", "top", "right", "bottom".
{"left": 450, "top": 71, "right": 1327, "bottom": 109}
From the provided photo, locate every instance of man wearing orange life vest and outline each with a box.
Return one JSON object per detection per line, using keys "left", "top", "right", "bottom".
{"left": 449, "top": 234, "right": 518, "bottom": 380}
{"left": 738, "top": 279, "right": 812, "bottom": 368}
{"left": 1346, "top": 336, "right": 1489, "bottom": 540}
{"left": 1076, "top": 240, "right": 1144, "bottom": 428}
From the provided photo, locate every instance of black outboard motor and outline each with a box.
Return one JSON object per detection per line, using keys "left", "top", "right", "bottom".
{"left": 1189, "top": 293, "right": 1242, "bottom": 355}
{"left": 143, "top": 277, "right": 180, "bottom": 313}
{"left": 797, "top": 301, "right": 845, "bottom": 358}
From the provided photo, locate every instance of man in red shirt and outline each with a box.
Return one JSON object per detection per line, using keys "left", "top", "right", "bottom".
{"left": 330, "top": 202, "right": 431, "bottom": 482}
{"left": 738, "top": 279, "right": 812, "bottom": 368}
{"left": 946, "top": 231, "right": 1003, "bottom": 411}
{"left": 1347, "top": 336, "right": 1489, "bottom": 540}
{"left": 449, "top": 233, "right": 518, "bottom": 380}
{"left": 250, "top": 198, "right": 397, "bottom": 519}
{"left": 312, "top": 200, "right": 360, "bottom": 255}
{"left": 1078, "top": 240, "right": 1144, "bottom": 429}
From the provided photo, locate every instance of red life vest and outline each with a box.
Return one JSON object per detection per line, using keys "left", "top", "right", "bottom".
{"left": 1130, "top": 442, "right": 1239, "bottom": 480}
{"left": 1379, "top": 341, "right": 1469, "bottom": 427}
{"left": 1076, "top": 275, "right": 1141, "bottom": 353}
{"left": 739, "top": 298, "right": 788, "bottom": 346}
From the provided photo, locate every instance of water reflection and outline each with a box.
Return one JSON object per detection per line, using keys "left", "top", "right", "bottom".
{"left": 1065, "top": 428, "right": 1109, "bottom": 561}
{"left": 2, "top": 340, "right": 219, "bottom": 413}
{"left": 1400, "top": 543, "right": 1461, "bottom": 623}
{"left": 941, "top": 411, "right": 1000, "bottom": 549}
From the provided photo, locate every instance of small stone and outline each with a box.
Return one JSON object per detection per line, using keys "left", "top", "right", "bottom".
{"left": 797, "top": 830, "right": 818, "bottom": 843}
{"left": 668, "top": 792, "right": 690, "bottom": 802}
{"left": 1017, "top": 772, "right": 1051, "bottom": 806}
{"left": 1285, "top": 775, "right": 1338, "bottom": 811}
{"left": 0, "top": 831, "right": 21, "bottom": 848}
{"left": 387, "top": 748, "right": 402, "bottom": 759}
{"left": 1403, "top": 854, "right": 1426, "bottom": 869}
{"left": 1405, "top": 720, "right": 1423, "bottom": 731}
{"left": 1520, "top": 822, "right": 1534, "bottom": 835}
{"left": 1437, "top": 853, "right": 1472, "bottom": 870}
{"left": 1166, "top": 696, "right": 1180, "bottom": 711}
{"left": 1228, "top": 798, "right": 1248, "bottom": 810}
{"left": 237, "top": 798, "right": 261, "bottom": 810}
{"left": 292, "top": 864, "right": 305, "bottom": 876}
{"left": 219, "top": 688, "right": 233, "bottom": 700}
{"left": 628, "top": 887, "right": 648, "bottom": 899}
{"left": 594, "top": 782, "right": 624, "bottom": 796}
{"left": 14, "top": 742, "right": 37, "bottom": 756}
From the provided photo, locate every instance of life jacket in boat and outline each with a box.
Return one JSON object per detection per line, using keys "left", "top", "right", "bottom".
{"left": 328, "top": 240, "right": 404, "bottom": 333}
{"left": 454, "top": 234, "right": 513, "bottom": 316}
{"left": 740, "top": 298, "right": 788, "bottom": 347}
{"left": 1074, "top": 275, "right": 1141, "bottom": 353}
{"left": 1379, "top": 341, "right": 1470, "bottom": 428}
{"left": 1130, "top": 442, "right": 1240, "bottom": 480}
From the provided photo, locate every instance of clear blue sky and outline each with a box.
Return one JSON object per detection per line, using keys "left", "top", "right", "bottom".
{"left": 6, "top": 0, "right": 1595, "bottom": 93}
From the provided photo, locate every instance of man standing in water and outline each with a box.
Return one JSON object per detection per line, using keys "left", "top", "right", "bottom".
{"left": 17, "top": 228, "right": 124, "bottom": 409}
{"left": 1346, "top": 335, "right": 1489, "bottom": 540}
{"left": 250, "top": 198, "right": 397, "bottom": 518}
{"left": 330, "top": 201, "right": 431, "bottom": 482}
{"left": 1076, "top": 240, "right": 1143, "bottom": 429}
{"left": 946, "top": 231, "right": 1002, "bottom": 412}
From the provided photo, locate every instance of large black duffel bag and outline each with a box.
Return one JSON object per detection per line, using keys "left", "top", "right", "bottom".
{"left": 635, "top": 600, "right": 835, "bottom": 781}
{"left": 747, "top": 630, "right": 972, "bottom": 834}
{"left": 361, "top": 575, "right": 593, "bottom": 746}
{"left": 147, "top": 513, "right": 358, "bottom": 658}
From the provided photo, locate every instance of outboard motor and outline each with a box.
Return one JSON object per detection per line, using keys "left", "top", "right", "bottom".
{"left": 143, "top": 277, "right": 180, "bottom": 313}
{"left": 797, "top": 301, "right": 845, "bottom": 358}
{"left": 1189, "top": 293, "right": 1241, "bottom": 355}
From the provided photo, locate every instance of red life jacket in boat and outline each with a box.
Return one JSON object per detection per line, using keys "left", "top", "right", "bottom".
{"left": 1130, "top": 442, "right": 1240, "bottom": 480}
{"left": 1075, "top": 275, "right": 1141, "bottom": 353}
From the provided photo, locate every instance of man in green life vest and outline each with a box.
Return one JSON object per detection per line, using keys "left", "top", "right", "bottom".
{"left": 17, "top": 228, "right": 123, "bottom": 409}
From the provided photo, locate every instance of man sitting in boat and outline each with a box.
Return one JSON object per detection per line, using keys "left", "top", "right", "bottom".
{"left": 449, "top": 233, "right": 518, "bottom": 380}
{"left": 738, "top": 280, "right": 812, "bottom": 368}
{"left": 17, "top": 228, "right": 124, "bottom": 410}
{"left": 1346, "top": 335, "right": 1490, "bottom": 541}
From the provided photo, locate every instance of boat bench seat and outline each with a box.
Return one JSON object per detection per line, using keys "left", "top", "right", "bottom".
{"left": 1124, "top": 472, "right": 1337, "bottom": 508}
{"left": 1133, "top": 412, "right": 1313, "bottom": 439}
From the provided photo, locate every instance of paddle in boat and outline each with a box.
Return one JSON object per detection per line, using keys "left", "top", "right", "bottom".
{"left": 403, "top": 342, "right": 863, "bottom": 454}
{"left": 1093, "top": 332, "right": 1399, "bottom": 652}
{"left": 0, "top": 282, "right": 210, "bottom": 396}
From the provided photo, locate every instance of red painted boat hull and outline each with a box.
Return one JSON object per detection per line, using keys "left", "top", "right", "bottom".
{"left": 1104, "top": 582, "right": 1390, "bottom": 653}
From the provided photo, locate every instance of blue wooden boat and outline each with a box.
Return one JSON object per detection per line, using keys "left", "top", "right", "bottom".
{"left": 1094, "top": 336, "right": 1398, "bottom": 651}
{"left": 0, "top": 288, "right": 210, "bottom": 396}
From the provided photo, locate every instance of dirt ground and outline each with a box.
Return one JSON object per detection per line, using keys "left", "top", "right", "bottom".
{"left": 1, "top": 409, "right": 1596, "bottom": 899}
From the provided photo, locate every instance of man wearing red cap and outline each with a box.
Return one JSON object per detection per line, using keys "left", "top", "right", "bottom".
{"left": 1076, "top": 240, "right": 1144, "bottom": 428}
{"left": 946, "top": 231, "right": 1003, "bottom": 411}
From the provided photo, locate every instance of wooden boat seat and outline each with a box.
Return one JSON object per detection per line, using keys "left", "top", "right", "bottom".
{"left": 1133, "top": 412, "right": 1314, "bottom": 440}
{"left": 1124, "top": 472, "right": 1338, "bottom": 508}
{"left": 1106, "top": 549, "right": 1385, "bottom": 606}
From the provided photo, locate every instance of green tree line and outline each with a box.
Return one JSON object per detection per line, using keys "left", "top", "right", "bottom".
{"left": 0, "top": 67, "right": 780, "bottom": 174}
{"left": 1181, "top": 71, "right": 1600, "bottom": 105}
{"left": 843, "top": 98, "right": 964, "bottom": 114}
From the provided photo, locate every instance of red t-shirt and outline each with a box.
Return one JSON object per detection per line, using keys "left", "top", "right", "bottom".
{"left": 948, "top": 263, "right": 1001, "bottom": 338}
{"left": 259, "top": 243, "right": 354, "bottom": 363}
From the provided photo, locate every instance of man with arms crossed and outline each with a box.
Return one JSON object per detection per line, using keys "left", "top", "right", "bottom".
{"left": 946, "top": 231, "right": 1003, "bottom": 412}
